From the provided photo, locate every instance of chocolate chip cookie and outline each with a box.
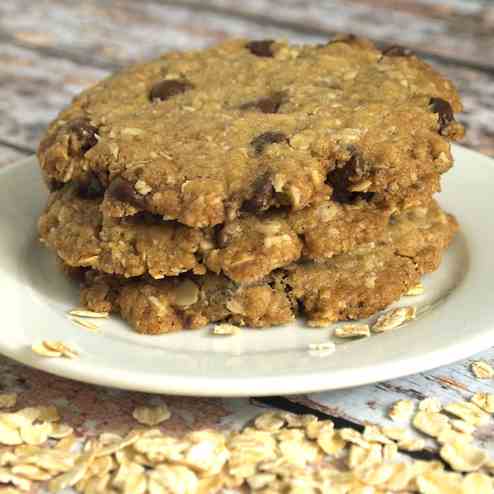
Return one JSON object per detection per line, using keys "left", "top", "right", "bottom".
{"left": 76, "top": 201, "right": 457, "bottom": 334}
{"left": 38, "top": 37, "right": 463, "bottom": 228}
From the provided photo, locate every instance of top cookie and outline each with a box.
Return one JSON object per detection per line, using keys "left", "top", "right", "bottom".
{"left": 38, "top": 37, "right": 464, "bottom": 228}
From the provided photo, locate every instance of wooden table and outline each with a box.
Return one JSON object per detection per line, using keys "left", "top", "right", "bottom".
{"left": 1, "top": 1, "right": 494, "bottom": 488}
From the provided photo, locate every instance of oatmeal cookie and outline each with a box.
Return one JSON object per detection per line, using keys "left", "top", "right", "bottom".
{"left": 38, "top": 37, "right": 463, "bottom": 228}
{"left": 76, "top": 202, "right": 457, "bottom": 333}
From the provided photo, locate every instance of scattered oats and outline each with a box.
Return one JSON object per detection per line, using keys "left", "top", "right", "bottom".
{"left": 319, "top": 431, "right": 345, "bottom": 458}
{"left": 418, "top": 397, "right": 442, "bottom": 413}
{"left": 413, "top": 411, "right": 451, "bottom": 438}
{"left": 308, "top": 342, "right": 335, "bottom": 356}
{"left": 49, "top": 423, "right": 74, "bottom": 439}
{"left": 281, "top": 412, "right": 318, "bottom": 428}
{"left": 463, "top": 472, "right": 494, "bottom": 493}
{"left": 334, "top": 323, "right": 370, "bottom": 338}
{"left": 348, "top": 443, "right": 382, "bottom": 469}
{"left": 32, "top": 341, "right": 77, "bottom": 359}
{"left": 444, "top": 401, "right": 490, "bottom": 426}
{"left": 382, "top": 442, "right": 398, "bottom": 462}
{"left": 471, "top": 392, "right": 494, "bottom": 413}
{"left": 69, "top": 316, "right": 102, "bottom": 332}
{"left": 437, "top": 427, "right": 473, "bottom": 445}
{"left": 31, "top": 342, "right": 62, "bottom": 358}
{"left": 372, "top": 306, "right": 416, "bottom": 333}
{"left": 0, "top": 394, "right": 17, "bottom": 409}
{"left": 55, "top": 435, "right": 77, "bottom": 451}
{"left": 450, "top": 419, "right": 476, "bottom": 435}
{"left": 11, "top": 464, "right": 52, "bottom": 481}
{"left": 246, "top": 472, "right": 276, "bottom": 490}
{"left": 148, "top": 465, "right": 198, "bottom": 494}
{"left": 362, "top": 425, "right": 393, "bottom": 445}
{"left": 388, "top": 399, "right": 415, "bottom": 422}
{"left": 254, "top": 412, "right": 285, "bottom": 432}
{"left": 398, "top": 437, "right": 426, "bottom": 452}
{"left": 305, "top": 419, "right": 333, "bottom": 440}
{"left": 354, "top": 463, "right": 395, "bottom": 485}
{"left": 382, "top": 426, "right": 412, "bottom": 443}
{"left": 48, "top": 451, "right": 95, "bottom": 492}
{"left": 0, "top": 451, "right": 17, "bottom": 466}
{"left": 0, "top": 422, "right": 23, "bottom": 446}
{"left": 339, "top": 428, "right": 369, "bottom": 449}
{"left": 212, "top": 323, "right": 239, "bottom": 336}
{"left": 96, "top": 431, "right": 141, "bottom": 457}
{"left": 68, "top": 308, "right": 109, "bottom": 319}
{"left": 416, "top": 470, "right": 464, "bottom": 494}
{"left": 44, "top": 341, "right": 78, "bottom": 359}
{"left": 471, "top": 360, "right": 494, "bottom": 379}
{"left": 20, "top": 422, "right": 52, "bottom": 445}
{"left": 440, "top": 440, "right": 488, "bottom": 472}
{"left": 385, "top": 462, "right": 415, "bottom": 490}
{"left": 406, "top": 282, "right": 425, "bottom": 296}
{"left": 132, "top": 405, "right": 171, "bottom": 426}
{"left": 0, "top": 468, "right": 32, "bottom": 491}
{"left": 39, "top": 406, "right": 60, "bottom": 423}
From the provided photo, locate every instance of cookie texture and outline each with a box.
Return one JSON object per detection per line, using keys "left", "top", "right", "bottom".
{"left": 39, "top": 174, "right": 441, "bottom": 284}
{"left": 38, "top": 37, "right": 463, "bottom": 228}
{"left": 76, "top": 202, "right": 457, "bottom": 334}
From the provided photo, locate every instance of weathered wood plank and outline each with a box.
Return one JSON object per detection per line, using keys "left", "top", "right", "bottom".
{"left": 171, "top": 0, "right": 494, "bottom": 70}
{"left": 287, "top": 347, "right": 494, "bottom": 453}
{"left": 0, "top": 44, "right": 107, "bottom": 149}
{"left": 0, "top": 0, "right": 320, "bottom": 67}
{"left": 0, "top": 143, "right": 30, "bottom": 168}
{"left": 1, "top": 41, "right": 492, "bottom": 156}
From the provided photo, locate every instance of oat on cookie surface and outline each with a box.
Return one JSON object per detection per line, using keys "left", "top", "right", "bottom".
{"left": 38, "top": 37, "right": 463, "bottom": 228}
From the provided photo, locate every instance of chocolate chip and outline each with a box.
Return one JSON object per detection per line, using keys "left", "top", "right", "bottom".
{"left": 240, "top": 92, "right": 285, "bottom": 114}
{"left": 66, "top": 119, "right": 98, "bottom": 157}
{"left": 327, "top": 154, "right": 373, "bottom": 204}
{"left": 77, "top": 175, "right": 105, "bottom": 199}
{"left": 107, "top": 176, "right": 147, "bottom": 209}
{"left": 242, "top": 173, "right": 274, "bottom": 213}
{"left": 47, "top": 179, "right": 64, "bottom": 192}
{"left": 251, "top": 131, "right": 287, "bottom": 154}
{"left": 246, "top": 40, "right": 275, "bottom": 57}
{"left": 429, "top": 97, "right": 455, "bottom": 133}
{"left": 382, "top": 45, "right": 414, "bottom": 57}
{"left": 149, "top": 80, "right": 193, "bottom": 102}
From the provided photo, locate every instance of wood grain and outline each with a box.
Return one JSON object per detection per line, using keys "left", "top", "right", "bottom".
{"left": 0, "top": 143, "right": 29, "bottom": 167}
{"left": 156, "top": 0, "right": 494, "bottom": 71}
{"left": 0, "top": 4, "right": 493, "bottom": 156}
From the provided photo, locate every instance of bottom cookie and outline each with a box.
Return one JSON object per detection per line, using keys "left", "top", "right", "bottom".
{"left": 73, "top": 201, "right": 457, "bottom": 333}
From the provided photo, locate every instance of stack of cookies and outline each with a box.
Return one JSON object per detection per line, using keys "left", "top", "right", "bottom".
{"left": 37, "top": 37, "right": 463, "bottom": 334}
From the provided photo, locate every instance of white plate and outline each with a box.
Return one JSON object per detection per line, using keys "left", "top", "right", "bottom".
{"left": 0, "top": 145, "right": 493, "bottom": 397}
